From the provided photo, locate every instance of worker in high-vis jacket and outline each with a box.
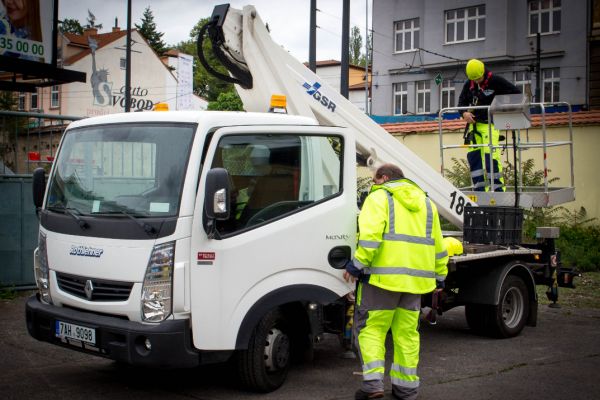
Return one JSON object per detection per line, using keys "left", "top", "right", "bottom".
{"left": 458, "top": 59, "right": 521, "bottom": 192}
{"left": 344, "top": 164, "right": 448, "bottom": 400}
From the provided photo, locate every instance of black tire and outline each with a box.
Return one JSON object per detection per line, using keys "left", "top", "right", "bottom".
{"left": 465, "top": 303, "right": 490, "bottom": 335}
{"left": 236, "top": 309, "right": 291, "bottom": 392}
{"left": 489, "top": 275, "right": 529, "bottom": 338}
{"left": 466, "top": 275, "right": 529, "bottom": 338}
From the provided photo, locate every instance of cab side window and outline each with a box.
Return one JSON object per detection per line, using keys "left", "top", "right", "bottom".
{"left": 211, "top": 134, "right": 342, "bottom": 234}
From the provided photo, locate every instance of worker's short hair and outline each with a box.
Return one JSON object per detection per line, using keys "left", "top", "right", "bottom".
{"left": 375, "top": 163, "right": 404, "bottom": 181}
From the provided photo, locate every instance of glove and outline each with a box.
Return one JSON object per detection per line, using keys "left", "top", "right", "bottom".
{"left": 436, "top": 280, "right": 445, "bottom": 289}
{"left": 345, "top": 260, "right": 362, "bottom": 278}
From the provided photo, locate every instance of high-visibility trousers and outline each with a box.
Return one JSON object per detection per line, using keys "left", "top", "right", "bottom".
{"left": 353, "top": 281, "right": 421, "bottom": 398}
{"left": 467, "top": 122, "right": 505, "bottom": 192}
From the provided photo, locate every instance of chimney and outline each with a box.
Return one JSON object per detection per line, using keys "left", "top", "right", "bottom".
{"left": 113, "top": 17, "right": 120, "bottom": 32}
{"left": 83, "top": 27, "right": 98, "bottom": 38}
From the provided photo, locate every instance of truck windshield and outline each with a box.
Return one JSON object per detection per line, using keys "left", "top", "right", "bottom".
{"left": 46, "top": 123, "right": 195, "bottom": 217}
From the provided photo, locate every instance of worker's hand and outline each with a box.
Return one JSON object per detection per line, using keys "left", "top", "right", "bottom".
{"left": 343, "top": 270, "right": 357, "bottom": 283}
{"left": 462, "top": 111, "right": 476, "bottom": 124}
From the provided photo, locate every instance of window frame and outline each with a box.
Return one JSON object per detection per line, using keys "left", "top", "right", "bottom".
{"left": 120, "top": 57, "right": 126, "bottom": 70}
{"left": 445, "top": 5, "right": 486, "bottom": 44}
{"left": 393, "top": 18, "right": 420, "bottom": 53}
{"left": 18, "top": 92, "right": 26, "bottom": 111}
{"left": 528, "top": 0, "right": 561, "bottom": 36}
{"left": 393, "top": 82, "right": 408, "bottom": 115}
{"left": 542, "top": 67, "right": 560, "bottom": 103}
{"left": 514, "top": 71, "right": 532, "bottom": 97}
{"left": 50, "top": 85, "right": 60, "bottom": 108}
{"left": 415, "top": 80, "right": 431, "bottom": 114}
{"left": 205, "top": 127, "right": 346, "bottom": 237}
{"left": 30, "top": 89, "right": 39, "bottom": 110}
{"left": 441, "top": 79, "right": 455, "bottom": 110}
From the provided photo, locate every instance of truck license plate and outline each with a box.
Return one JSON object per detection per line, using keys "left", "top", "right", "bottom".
{"left": 55, "top": 320, "right": 96, "bottom": 345}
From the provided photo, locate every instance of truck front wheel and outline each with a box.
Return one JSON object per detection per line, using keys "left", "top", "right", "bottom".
{"left": 236, "top": 309, "right": 290, "bottom": 392}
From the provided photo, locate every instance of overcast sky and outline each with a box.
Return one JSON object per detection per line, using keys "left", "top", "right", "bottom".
{"left": 58, "top": 0, "right": 373, "bottom": 63}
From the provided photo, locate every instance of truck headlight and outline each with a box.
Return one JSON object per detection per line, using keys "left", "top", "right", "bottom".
{"left": 34, "top": 232, "right": 52, "bottom": 304}
{"left": 141, "top": 242, "right": 174, "bottom": 322}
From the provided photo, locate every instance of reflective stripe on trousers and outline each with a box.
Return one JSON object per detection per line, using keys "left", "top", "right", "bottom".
{"left": 353, "top": 282, "right": 421, "bottom": 393}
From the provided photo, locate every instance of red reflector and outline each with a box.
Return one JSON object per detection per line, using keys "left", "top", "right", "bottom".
{"left": 198, "top": 252, "right": 216, "bottom": 261}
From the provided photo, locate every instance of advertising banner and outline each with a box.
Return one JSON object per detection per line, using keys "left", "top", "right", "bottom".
{"left": 0, "top": 0, "right": 53, "bottom": 63}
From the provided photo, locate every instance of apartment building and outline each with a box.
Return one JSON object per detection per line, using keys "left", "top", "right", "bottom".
{"left": 370, "top": 0, "right": 588, "bottom": 117}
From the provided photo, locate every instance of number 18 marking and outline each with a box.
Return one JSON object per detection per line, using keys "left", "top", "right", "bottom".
{"left": 449, "top": 191, "right": 472, "bottom": 215}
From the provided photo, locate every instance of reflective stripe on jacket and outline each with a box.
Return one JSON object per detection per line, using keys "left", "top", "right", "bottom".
{"left": 354, "top": 179, "right": 448, "bottom": 294}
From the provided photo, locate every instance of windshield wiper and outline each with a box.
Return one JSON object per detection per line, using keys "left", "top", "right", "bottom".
{"left": 94, "top": 202, "right": 157, "bottom": 236}
{"left": 47, "top": 205, "right": 89, "bottom": 230}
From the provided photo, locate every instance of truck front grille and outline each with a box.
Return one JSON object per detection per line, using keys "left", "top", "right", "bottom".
{"left": 56, "top": 272, "right": 134, "bottom": 302}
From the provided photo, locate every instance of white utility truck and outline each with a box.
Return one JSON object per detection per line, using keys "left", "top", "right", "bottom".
{"left": 26, "top": 4, "right": 577, "bottom": 392}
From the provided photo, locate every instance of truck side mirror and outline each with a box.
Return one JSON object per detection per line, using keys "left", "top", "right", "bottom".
{"left": 204, "top": 168, "right": 231, "bottom": 220}
{"left": 32, "top": 167, "right": 46, "bottom": 209}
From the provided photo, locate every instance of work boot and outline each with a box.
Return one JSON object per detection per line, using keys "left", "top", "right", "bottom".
{"left": 355, "top": 389, "right": 385, "bottom": 399}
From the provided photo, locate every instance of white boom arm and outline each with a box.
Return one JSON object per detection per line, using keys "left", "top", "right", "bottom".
{"left": 210, "top": 5, "right": 471, "bottom": 228}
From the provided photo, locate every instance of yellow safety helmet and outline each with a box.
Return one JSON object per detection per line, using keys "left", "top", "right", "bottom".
{"left": 443, "top": 237, "right": 464, "bottom": 257}
{"left": 465, "top": 59, "right": 485, "bottom": 81}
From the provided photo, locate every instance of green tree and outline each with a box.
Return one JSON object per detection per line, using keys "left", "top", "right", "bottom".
{"left": 0, "top": 92, "right": 23, "bottom": 173}
{"left": 175, "top": 18, "right": 240, "bottom": 104}
{"left": 349, "top": 26, "right": 363, "bottom": 66}
{"left": 207, "top": 91, "right": 243, "bottom": 111}
{"left": 60, "top": 18, "right": 84, "bottom": 35}
{"left": 85, "top": 10, "right": 103, "bottom": 30}
{"left": 135, "top": 6, "right": 167, "bottom": 55}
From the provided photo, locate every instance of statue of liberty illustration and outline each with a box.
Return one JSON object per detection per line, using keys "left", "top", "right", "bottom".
{"left": 88, "top": 36, "right": 112, "bottom": 106}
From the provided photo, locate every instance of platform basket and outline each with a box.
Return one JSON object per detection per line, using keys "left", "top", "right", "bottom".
{"left": 463, "top": 206, "right": 523, "bottom": 245}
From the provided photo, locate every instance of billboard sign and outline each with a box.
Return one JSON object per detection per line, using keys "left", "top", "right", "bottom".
{"left": 0, "top": 0, "right": 53, "bottom": 64}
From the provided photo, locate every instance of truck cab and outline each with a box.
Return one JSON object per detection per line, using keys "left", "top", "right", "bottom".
{"left": 27, "top": 110, "right": 355, "bottom": 391}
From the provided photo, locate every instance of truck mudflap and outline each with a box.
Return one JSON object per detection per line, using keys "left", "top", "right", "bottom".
{"left": 25, "top": 295, "right": 200, "bottom": 368}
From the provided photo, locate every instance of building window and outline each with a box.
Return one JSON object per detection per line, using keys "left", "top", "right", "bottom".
{"left": 514, "top": 71, "right": 532, "bottom": 97}
{"left": 542, "top": 68, "right": 560, "bottom": 103}
{"left": 416, "top": 81, "right": 430, "bottom": 114}
{"left": 441, "top": 80, "right": 455, "bottom": 110}
{"left": 529, "top": 0, "right": 561, "bottom": 35}
{"left": 394, "top": 18, "right": 419, "bottom": 52}
{"left": 445, "top": 5, "right": 485, "bottom": 44}
{"left": 120, "top": 57, "right": 126, "bottom": 69}
{"left": 30, "top": 90, "right": 38, "bottom": 110}
{"left": 393, "top": 82, "right": 408, "bottom": 115}
{"left": 18, "top": 92, "right": 25, "bottom": 110}
{"left": 51, "top": 85, "right": 60, "bottom": 108}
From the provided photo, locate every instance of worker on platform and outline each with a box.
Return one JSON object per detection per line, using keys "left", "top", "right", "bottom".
{"left": 344, "top": 163, "right": 448, "bottom": 400}
{"left": 458, "top": 59, "right": 521, "bottom": 192}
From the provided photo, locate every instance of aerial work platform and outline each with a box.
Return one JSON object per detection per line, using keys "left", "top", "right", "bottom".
{"left": 438, "top": 98, "right": 575, "bottom": 209}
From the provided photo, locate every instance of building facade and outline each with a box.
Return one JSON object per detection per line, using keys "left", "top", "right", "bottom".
{"left": 371, "top": 0, "right": 588, "bottom": 117}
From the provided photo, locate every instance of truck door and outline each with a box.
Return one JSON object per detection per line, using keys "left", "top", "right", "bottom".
{"left": 189, "top": 125, "right": 356, "bottom": 351}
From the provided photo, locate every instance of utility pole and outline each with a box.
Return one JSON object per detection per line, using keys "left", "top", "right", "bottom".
{"left": 309, "top": 0, "right": 317, "bottom": 72}
{"left": 125, "top": 0, "right": 132, "bottom": 112}
{"left": 341, "top": 0, "right": 350, "bottom": 99}
{"left": 364, "top": 0, "right": 369, "bottom": 114}
{"left": 535, "top": 32, "right": 541, "bottom": 103}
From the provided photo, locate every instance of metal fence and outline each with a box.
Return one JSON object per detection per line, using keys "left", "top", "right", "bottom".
{"left": 0, "top": 111, "right": 82, "bottom": 289}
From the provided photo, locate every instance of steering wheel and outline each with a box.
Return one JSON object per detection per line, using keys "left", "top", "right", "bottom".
{"left": 245, "top": 201, "right": 310, "bottom": 227}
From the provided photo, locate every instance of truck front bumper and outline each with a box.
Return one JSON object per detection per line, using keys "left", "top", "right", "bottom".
{"left": 25, "top": 294, "right": 200, "bottom": 368}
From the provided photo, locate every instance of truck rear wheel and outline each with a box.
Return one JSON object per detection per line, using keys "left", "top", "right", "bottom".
{"left": 465, "top": 275, "right": 529, "bottom": 338}
{"left": 490, "top": 275, "right": 529, "bottom": 338}
{"left": 236, "top": 309, "right": 290, "bottom": 392}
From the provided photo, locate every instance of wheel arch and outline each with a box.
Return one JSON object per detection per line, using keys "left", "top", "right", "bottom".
{"left": 235, "top": 284, "right": 340, "bottom": 349}
{"left": 458, "top": 259, "right": 537, "bottom": 307}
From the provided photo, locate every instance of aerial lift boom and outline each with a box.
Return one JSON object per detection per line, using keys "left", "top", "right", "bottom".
{"left": 200, "top": 4, "right": 472, "bottom": 228}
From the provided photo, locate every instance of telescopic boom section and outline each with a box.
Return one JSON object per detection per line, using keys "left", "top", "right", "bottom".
{"left": 200, "top": 4, "right": 471, "bottom": 228}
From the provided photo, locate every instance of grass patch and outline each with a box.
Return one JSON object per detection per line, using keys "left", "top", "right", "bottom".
{"left": 536, "top": 271, "right": 600, "bottom": 309}
{"left": 0, "top": 285, "right": 18, "bottom": 300}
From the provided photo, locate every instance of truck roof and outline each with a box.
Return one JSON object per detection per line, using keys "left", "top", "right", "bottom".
{"left": 67, "top": 111, "right": 319, "bottom": 129}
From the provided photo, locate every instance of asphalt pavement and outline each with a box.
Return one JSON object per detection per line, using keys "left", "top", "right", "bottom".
{"left": 1, "top": 293, "right": 599, "bottom": 400}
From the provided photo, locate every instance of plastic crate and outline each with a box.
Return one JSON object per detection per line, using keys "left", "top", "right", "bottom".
{"left": 463, "top": 206, "right": 523, "bottom": 245}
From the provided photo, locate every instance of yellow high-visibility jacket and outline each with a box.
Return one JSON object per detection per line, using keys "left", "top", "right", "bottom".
{"left": 353, "top": 179, "right": 448, "bottom": 294}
